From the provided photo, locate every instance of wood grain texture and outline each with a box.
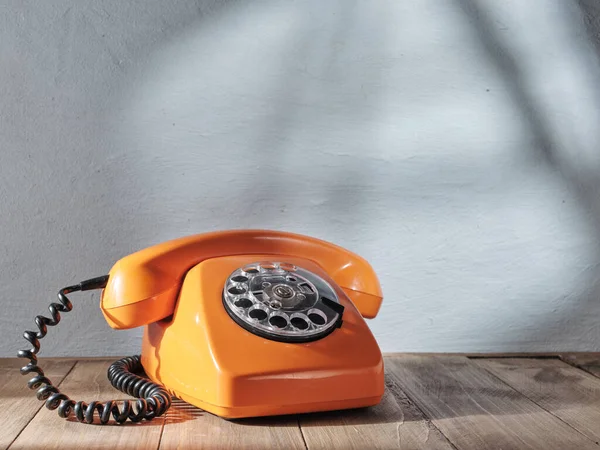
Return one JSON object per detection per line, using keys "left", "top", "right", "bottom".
{"left": 5, "top": 356, "right": 600, "bottom": 449}
{"left": 158, "top": 399, "right": 306, "bottom": 450}
{"left": 8, "top": 360, "right": 165, "bottom": 450}
{"left": 385, "top": 355, "right": 598, "bottom": 450}
{"left": 476, "top": 358, "right": 600, "bottom": 444}
{"left": 298, "top": 372, "right": 455, "bottom": 449}
{"left": 560, "top": 353, "right": 600, "bottom": 378}
{"left": 0, "top": 358, "right": 76, "bottom": 450}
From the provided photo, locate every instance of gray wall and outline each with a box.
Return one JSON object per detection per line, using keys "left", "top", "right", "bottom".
{"left": 3, "top": 0, "right": 600, "bottom": 357}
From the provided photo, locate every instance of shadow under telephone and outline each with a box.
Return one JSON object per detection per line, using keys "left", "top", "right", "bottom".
{"left": 18, "top": 230, "right": 384, "bottom": 424}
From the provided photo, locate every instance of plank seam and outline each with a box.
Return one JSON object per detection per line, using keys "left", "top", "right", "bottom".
{"left": 558, "top": 355, "right": 600, "bottom": 380}
{"left": 155, "top": 416, "right": 166, "bottom": 450}
{"left": 468, "top": 355, "right": 560, "bottom": 360}
{"left": 6, "top": 360, "right": 79, "bottom": 450}
{"left": 297, "top": 418, "right": 309, "bottom": 450}
{"left": 476, "top": 361, "right": 600, "bottom": 446}
{"left": 384, "top": 373, "right": 459, "bottom": 450}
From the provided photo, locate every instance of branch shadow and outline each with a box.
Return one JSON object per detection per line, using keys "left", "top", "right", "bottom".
{"left": 225, "top": 0, "right": 388, "bottom": 242}
{"left": 454, "top": 0, "right": 600, "bottom": 350}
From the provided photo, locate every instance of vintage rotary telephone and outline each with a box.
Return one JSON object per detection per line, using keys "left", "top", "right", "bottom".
{"left": 18, "top": 230, "right": 384, "bottom": 424}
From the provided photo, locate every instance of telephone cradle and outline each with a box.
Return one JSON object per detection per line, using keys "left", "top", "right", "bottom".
{"left": 18, "top": 230, "right": 384, "bottom": 424}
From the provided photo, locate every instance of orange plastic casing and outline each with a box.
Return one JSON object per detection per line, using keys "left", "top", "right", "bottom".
{"left": 100, "top": 230, "right": 384, "bottom": 418}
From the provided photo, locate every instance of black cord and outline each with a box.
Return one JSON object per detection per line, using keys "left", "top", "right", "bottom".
{"left": 17, "top": 276, "right": 172, "bottom": 424}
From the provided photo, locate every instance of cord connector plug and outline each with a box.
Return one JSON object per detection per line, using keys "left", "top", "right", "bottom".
{"left": 79, "top": 275, "right": 109, "bottom": 291}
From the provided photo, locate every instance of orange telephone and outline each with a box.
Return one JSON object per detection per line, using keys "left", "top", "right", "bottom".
{"left": 19, "top": 230, "right": 384, "bottom": 424}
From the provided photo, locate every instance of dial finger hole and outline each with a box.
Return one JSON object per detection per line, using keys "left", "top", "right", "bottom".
{"left": 249, "top": 308, "right": 267, "bottom": 321}
{"left": 279, "top": 263, "right": 296, "bottom": 272}
{"left": 308, "top": 308, "right": 327, "bottom": 326}
{"left": 269, "top": 314, "right": 288, "bottom": 329}
{"left": 228, "top": 285, "right": 247, "bottom": 295}
{"left": 231, "top": 275, "right": 249, "bottom": 283}
{"left": 290, "top": 314, "right": 309, "bottom": 330}
{"left": 234, "top": 298, "right": 252, "bottom": 308}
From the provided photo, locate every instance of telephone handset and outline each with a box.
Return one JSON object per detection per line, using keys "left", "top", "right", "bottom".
{"left": 19, "top": 230, "right": 384, "bottom": 424}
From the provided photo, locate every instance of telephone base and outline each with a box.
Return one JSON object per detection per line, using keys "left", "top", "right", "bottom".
{"left": 141, "top": 255, "right": 385, "bottom": 419}
{"left": 175, "top": 391, "right": 384, "bottom": 419}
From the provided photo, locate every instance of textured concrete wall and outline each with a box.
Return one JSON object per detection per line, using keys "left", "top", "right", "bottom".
{"left": 3, "top": 0, "right": 600, "bottom": 356}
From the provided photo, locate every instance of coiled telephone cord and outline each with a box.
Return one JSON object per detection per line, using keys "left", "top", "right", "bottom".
{"left": 17, "top": 276, "right": 172, "bottom": 424}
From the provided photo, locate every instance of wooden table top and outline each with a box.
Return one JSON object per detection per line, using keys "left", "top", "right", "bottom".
{"left": 2, "top": 353, "right": 600, "bottom": 449}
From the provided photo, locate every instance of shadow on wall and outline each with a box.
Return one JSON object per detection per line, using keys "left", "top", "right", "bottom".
{"left": 85, "top": 0, "right": 600, "bottom": 352}
{"left": 1, "top": 0, "right": 251, "bottom": 358}
{"left": 454, "top": 0, "right": 600, "bottom": 346}
{"left": 239, "top": 0, "right": 384, "bottom": 240}
{"left": 108, "top": 0, "right": 391, "bottom": 244}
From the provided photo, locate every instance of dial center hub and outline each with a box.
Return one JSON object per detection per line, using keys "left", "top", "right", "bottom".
{"left": 273, "top": 284, "right": 294, "bottom": 300}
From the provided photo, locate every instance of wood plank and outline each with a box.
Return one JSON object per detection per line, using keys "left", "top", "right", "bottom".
{"left": 8, "top": 360, "right": 165, "bottom": 450}
{"left": 298, "top": 372, "right": 456, "bottom": 450}
{"left": 560, "top": 353, "right": 600, "bottom": 378}
{"left": 0, "top": 358, "right": 76, "bottom": 450}
{"left": 385, "top": 355, "right": 597, "bottom": 450}
{"left": 386, "top": 352, "right": 570, "bottom": 358}
{"left": 476, "top": 357, "right": 600, "bottom": 444}
{"left": 158, "top": 399, "right": 305, "bottom": 450}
